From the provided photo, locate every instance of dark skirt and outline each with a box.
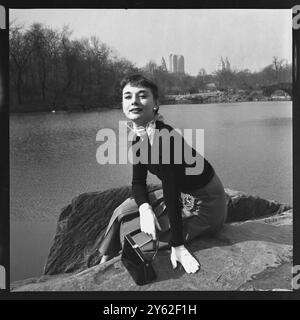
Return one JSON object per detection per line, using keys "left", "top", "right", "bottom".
{"left": 98, "top": 172, "right": 227, "bottom": 256}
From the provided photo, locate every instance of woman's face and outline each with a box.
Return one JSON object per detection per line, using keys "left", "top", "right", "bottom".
{"left": 122, "top": 83, "right": 157, "bottom": 126}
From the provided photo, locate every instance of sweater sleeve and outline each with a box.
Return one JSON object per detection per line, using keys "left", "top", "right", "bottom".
{"left": 161, "top": 165, "right": 184, "bottom": 247}
{"left": 132, "top": 162, "right": 150, "bottom": 207}
{"left": 160, "top": 134, "right": 185, "bottom": 247}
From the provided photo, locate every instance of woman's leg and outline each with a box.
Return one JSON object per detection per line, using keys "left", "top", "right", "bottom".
{"left": 181, "top": 173, "right": 227, "bottom": 243}
{"left": 98, "top": 197, "right": 139, "bottom": 260}
{"left": 98, "top": 188, "right": 165, "bottom": 262}
{"left": 166, "top": 173, "right": 226, "bottom": 273}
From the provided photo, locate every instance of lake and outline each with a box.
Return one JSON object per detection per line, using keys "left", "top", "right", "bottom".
{"left": 10, "top": 101, "right": 292, "bottom": 282}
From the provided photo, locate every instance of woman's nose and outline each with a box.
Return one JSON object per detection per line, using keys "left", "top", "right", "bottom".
{"left": 131, "top": 96, "right": 139, "bottom": 105}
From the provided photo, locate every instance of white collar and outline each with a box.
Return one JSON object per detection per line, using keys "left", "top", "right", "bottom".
{"left": 126, "top": 113, "right": 165, "bottom": 146}
{"left": 126, "top": 119, "right": 156, "bottom": 145}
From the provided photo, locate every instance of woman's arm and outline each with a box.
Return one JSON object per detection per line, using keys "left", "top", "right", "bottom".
{"left": 160, "top": 132, "right": 200, "bottom": 273}
{"left": 132, "top": 163, "right": 161, "bottom": 239}
{"left": 162, "top": 166, "right": 200, "bottom": 273}
{"left": 131, "top": 162, "right": 149, "bottom": 206}
{"left": 161, "top": 165, "right": 184, "bottom": 247}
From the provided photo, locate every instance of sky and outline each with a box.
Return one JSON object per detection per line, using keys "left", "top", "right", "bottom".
{"left": 10, "top": 9, "right": 292, "bottom": 76}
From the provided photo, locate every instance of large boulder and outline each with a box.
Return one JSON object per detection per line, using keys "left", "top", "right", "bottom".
{"left": 11, "top": 185, "right": 292, "bottom": 291}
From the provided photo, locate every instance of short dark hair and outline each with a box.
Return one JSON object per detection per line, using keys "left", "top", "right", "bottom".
{"left": 120, "top": 74, "right": 159, "bottom": 101}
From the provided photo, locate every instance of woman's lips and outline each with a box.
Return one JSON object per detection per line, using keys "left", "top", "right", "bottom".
{"left": 130, "top": 108, "right": 142, "bottom": 113}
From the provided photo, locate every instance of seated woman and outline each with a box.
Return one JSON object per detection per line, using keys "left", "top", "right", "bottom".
{"left": 96, "top": 74, "right": 227, "bottom": 274}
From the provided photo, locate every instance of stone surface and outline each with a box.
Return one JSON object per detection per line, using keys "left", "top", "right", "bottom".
{"left": 11, "top": 210, "right": 292, "bottom": 291}
{"left": 11, "top": 185, "right": 292, "bottom": 291}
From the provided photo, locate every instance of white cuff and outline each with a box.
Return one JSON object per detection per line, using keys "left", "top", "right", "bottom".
{"left": 139, "top": 203, "right": 152, "bottom": 213}
{"left": 172, "top": 245, "right": 185, "bottom": 252}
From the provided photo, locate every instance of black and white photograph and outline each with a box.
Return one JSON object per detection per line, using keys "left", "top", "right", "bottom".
{"left": 7, "top": 6, "right": 296, "bottom": 296}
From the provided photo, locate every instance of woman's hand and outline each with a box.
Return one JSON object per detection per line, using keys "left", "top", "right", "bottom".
{"left": 139, "top": 203, "right": 162, "bottom": 240}
{"left": 170, "top": 245, "right": 200, "bottom": 274}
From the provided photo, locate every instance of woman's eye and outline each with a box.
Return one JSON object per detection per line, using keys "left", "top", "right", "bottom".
{"left": 139, "top": 95, "right": 147, "bottom": 99}
{"left": 124, "top": 96, "right": 131, "bottom": 100}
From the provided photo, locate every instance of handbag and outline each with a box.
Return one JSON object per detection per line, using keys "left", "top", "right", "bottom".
{"left": 121, "top": 229, "right": 159, "bottom": 286}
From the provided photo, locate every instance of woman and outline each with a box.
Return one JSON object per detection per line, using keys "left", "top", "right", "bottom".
{"left": 97, "top": 74, "right": 227, "bottom": 274}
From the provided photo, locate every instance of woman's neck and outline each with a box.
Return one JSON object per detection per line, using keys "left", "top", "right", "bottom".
{"left": 133, "top": 117, "right": 155, "bottom": 128}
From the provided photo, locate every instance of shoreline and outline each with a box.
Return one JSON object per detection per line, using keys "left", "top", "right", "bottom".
{"left": 9, "top": 100, "right": 291, "bottom": 116}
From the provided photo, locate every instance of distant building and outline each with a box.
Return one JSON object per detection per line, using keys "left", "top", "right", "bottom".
{"left": 177, "top": 55, "right": 184, "bottom": 73}
{"left": 170, "top": 54, "right": 178, "bottom": 73}
{"left": 225, "top": 57, "right": 231, "bottom": 70}
{"left": 169, "top": 54, "right": 184, "bottom": 73}
{"left": 217, "top": 57, "right": 225, "bottom": 71}
{"left": 169, "top": 54, "right": 174, "bottom": 72}
{"left": 198, "top": 68, "right": 207, "bottom": 76}
{"left": 217, "top": 56, "right": 231, "bottom": 71}
{"left": 161, "top": 57, "right": 168, "bottom": 71}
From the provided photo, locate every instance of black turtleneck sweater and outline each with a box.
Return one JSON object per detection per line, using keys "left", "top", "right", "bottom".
{"left": 131, "top": 120, "right": 215, "bottom": 246}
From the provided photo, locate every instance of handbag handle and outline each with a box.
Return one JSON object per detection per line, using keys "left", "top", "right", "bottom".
{"left": 127, "top": 229, "right": 159, "bottom": 262}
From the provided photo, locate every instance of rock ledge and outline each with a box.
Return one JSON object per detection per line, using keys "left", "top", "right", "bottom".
{"left": 11, "top": 185, "right": 292, "bottom": 291}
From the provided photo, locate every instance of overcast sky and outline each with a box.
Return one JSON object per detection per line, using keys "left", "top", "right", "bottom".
{"left": 10, "top": 9, "right": 292, "bottom": 75}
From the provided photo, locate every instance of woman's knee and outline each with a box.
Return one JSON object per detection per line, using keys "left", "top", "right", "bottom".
{"left": 210, "top": 202, "right": 227, "bottom": 233}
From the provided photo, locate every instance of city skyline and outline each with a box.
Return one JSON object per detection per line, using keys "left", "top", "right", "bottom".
{"left": 10, "top": 9, "right": 292, "bottom": 76}
{"left": 169, "top": 54, "right": 185, "bottom": 73}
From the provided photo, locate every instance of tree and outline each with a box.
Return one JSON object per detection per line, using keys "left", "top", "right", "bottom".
{"left": 9, "top": 24, "right": 292, "bottom": 112}
{"left": 26, "top": 23, "right": 61, "bottom": 102}
{"left": 213, "top": 69, "right": 237, "bottom": 91}
{"left": 9, "top": 23, "right": 35, "bottom": 104}
{"left": 272, "top": 56, "right": 286, "bottom": 83}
